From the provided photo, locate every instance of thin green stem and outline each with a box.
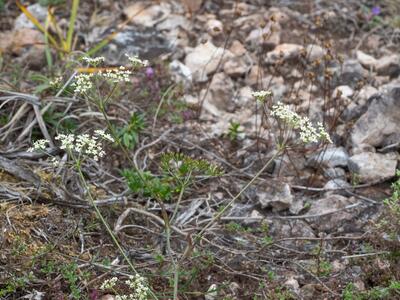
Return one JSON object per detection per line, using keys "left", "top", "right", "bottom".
{"left": 66, "top": 0, "right": 80, "bottom": 52}
{"left": 75, "top": 162, "right": 158, "bottom": 300}
{"left": 194, "top": 149, "right": 282, "bottom": 243}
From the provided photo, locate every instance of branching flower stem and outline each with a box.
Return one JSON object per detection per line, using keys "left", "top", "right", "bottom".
{"left": 74, "top": 159, "right": 159, "bottom": 300}
{"left": 193, "top": 148, "right": 283, "bottom": 244}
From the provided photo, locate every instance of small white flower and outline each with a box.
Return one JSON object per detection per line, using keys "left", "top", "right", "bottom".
{"left": 126, "top": 54, "right": 148, "bottom": 68}
{"left": 82, "top": 56, "right": 105, "bottom": 66}
{"left": 94, "top": 129, "right": 115, "bottom": 142}
{"left": 28, "top": 139, "right": 49, "bottom": 152}
{"left": 125, "top": 274, "right": 149, "bottom": 300}
{"left": 100, "top": 277, "right": 118, "bottom": 290}
{"left": 101, "top": 66, "right": 132, "bottom": 83}
{"left": 271, "top": 102, "right": 332, "bottom": 144}
{"left": 72, "top": 73, "right": 94, "bottom": 94}
{"left": 251, "top": 90, "right": 273, "bottom": 102}
{"left": 55, "top": 133, "right": 75, "bottom": 151}
{"left": 49, "top": 76, "right": 62, "bottom": 87}
{"left": 50, "top": 157, "right": 60, "bottom": 167}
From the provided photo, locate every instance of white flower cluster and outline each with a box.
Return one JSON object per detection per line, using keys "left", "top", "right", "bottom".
{"left": 126, "top": 54, "right": 149, "bottom": 68}
{"left": 100, "top": 66, "right": 132, "bottom": 83}
{"left": 271, "top": 102, "right": 332, "bottom": 144}
{"left": 252, "top": 90, "right": 273, "bottom": 102}
{"left": 72, "top": 73, "right": 94, "bottom": 94}
{"left": 94, "top": 129, "right": 115, "bottom": 142}
{"left": 54, "top": 130, "right": 113, "bottom": 161}
{"left": 123, "top": 274, "right": 149, "bottom": 300}
{"left": 49, "top": 76, "right": 62, "bottom": 87}
{"left": 100, "top": 277, "right": 118, "bottom": 290}
{"left": 28, "top": 139, "right": 49, "bottom": 152}
{"left": 82, "top": 56, "right": 105, "bottom": 66}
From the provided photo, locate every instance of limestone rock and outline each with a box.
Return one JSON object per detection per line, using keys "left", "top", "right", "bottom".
{"left": 184, "top": 41, "right": 232, "bottom": 82}
{"left": 123, "top": 2, "right": 170, "bottom": 27}
{"left": 376, "top": 54, "right": 400, "bottom": 77}
{"left": 351, "top": 86, "right": 400, "bottom": 148}
{"left": 348, "top": 152, "right": 398, "bottom": 182}
{"left": 306, "top": 44, "right": 325, "bottom": 62}
{"left": 356, "top": 50, "right": 377, "bottom": 69}
{"left": 258, "top": 182, "right": 293, "bottom": 212}
{"left": 307, "top": 147, "right": 349, "bottom": 168}
{"left": 266, "top": 43, "right": 304, "bottom": 64}
{"left": 307, "top": 195, "right": 357, "bottom": 232}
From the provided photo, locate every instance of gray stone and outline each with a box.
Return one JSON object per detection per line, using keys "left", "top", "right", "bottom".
{"left": 333, "top": 85, "right": 354, "bottom": 98}
{"left": 14, "top": 4, "right": 47, "bottom": 30}
{"left": 266, "top": 43, "right": 304, "bottom": 64}
{"left": 355, "top": 85, "right": 378, "bottom": 105}
{"left": 356, "top": 50, "right": 377, "bottom": 69}
{"left": 169, "top": 60, "right": 192, "bottom": 84}
{"left": 324, "top": 167, "right": 346, "bottom": 179}
{"left": 351, "top": 86, "right": 400, "bottom": 148}
{"left": 258, "top": 182, "right": 293, "bottom": 211}
{"left": 307, "top": 194, "right": 357, "bottom": 232}
{"left": 123, "top": 2, "right": 170, "bottom": 27}
{"left": 307, "top": 147, "right": 349, "bottom": 168}
{"left": 100, "top": 27, "right": 173, "bottom": 64}
{"left": 223, "top": 56, "right": 249, "bottom": 77}
{"left": 376, "top": 54, "right": 400, "bottom": 77}
{"left": 348, "top": 152, "right": 398, "bottom": 183}
{"left": 306, "top": 44, "right": 325, "bottom": 62}
{"left": 339, "top": 59, "right": 364, "bottom": 87}
{"left": 323, "top": 178, "right": 352, "bottom": 191}
{"left": 184, "top": 41, "right": 233, "bottom": 82}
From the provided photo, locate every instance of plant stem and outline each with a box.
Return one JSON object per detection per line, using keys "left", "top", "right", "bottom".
{"left": 194, "top": 150, "right": 282, "bottom": 243}
{"left": 66, "top": 0, "right": 80, "bottom": 52}
{"left": 75, "top": 163, "right": 158, "bottom": 300}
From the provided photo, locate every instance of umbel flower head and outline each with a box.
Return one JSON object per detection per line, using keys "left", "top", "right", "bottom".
{"left": 271, "top": 102, "right": 332, "bottom": 144}
{"left": 28, "top": 130, "right": 114, "bottom": 161}
{"left": 252, "top": 90, "right": 273, "bottom": 102}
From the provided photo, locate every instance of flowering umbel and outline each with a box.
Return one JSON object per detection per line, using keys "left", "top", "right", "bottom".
{"left": 251, "top": 90, "right": 273, "bottom": 102}
{"left": 28, "top": 130, "right": 114, "bottom": 162}
{"left": 271, "top": 102, "right": 332, "bottom": 144}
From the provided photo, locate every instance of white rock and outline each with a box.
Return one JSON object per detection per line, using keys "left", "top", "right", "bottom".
{"left": 229, "top": 40, "right": 247, "bottom": 56}
{"left": 246, "top": 23, "right": 281, "bottom": 48}
{"left": 169, "top": 60, "right": 192, "bottom": 83}
{"left": 236, "top": 86, "right": 253, "bottom": 106}
{"left": 306, "top": 44, "right": 325, "bottom": 61}
{"left": 223, "top": 56, "right": 249, "bottom": 77}
{"left": 157, "top": 15, "right": 191, "bottom": 31}
{"left": 184, "top": 41, "right": 233, "bottom": 82}
{"left": 307, "top": 146, "right": 349, "bottom": 168}
{"left": 356, "top": 50, "right": 377, "bottom": 69}
{"left": 183, "top": 94, "right": 199, "bottom": 105}
{"left": 266, "top": 43, "right": 304, "bottom": 64}
{"left": 14, "top": 4, "right": 47, "bottom": 30}
{"left": 265, "top": 7, "right": 290, "bottom": 24}
{"left": 351, "top": 86, "right": 400, "bottom": 148}
{"left": 348, "top": 152, "right": 398, "bottom": 183}
{"left": 205, "top": 284, "right": 218, "bottom": 300}
{"left": 307, "top": 195, "right": 357, "bottom": 232}
{"left": 123, "top": 2, "right": 170, "bottom": 27}
{"left": 201, "top": 73, "right": 235, "bottom": 118}
{"left": 376, "top": 54, "right": 400, "bottom": 76}
{"left": 333, "top": 85, "right": 354, "bottom": 98}
{"left": 206, "top": 19, "right": 223, "bottom": 37}
{"left": 355, "top": 85, "right": 378, "bottom": 105}
{"left": 284, "top": 277, "right": 300, "bottom": 292}
{"left": 258, "top": 182, "right": 293, "bottom": 212}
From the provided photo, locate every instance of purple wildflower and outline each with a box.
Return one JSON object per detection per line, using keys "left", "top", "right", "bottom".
{"left": 145, "top": 67, "right": 155, "bottom": 79}
{"left": 371, "top": 6, "right": 381, "bottom": 16}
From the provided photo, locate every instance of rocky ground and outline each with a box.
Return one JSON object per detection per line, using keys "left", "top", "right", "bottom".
{"left": 1, "top": 0, "right": 400, "bottom": 299}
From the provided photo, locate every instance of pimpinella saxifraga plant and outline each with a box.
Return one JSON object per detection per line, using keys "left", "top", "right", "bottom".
{"left": 122, "top": 152, "right": 223, "bottom": 202}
